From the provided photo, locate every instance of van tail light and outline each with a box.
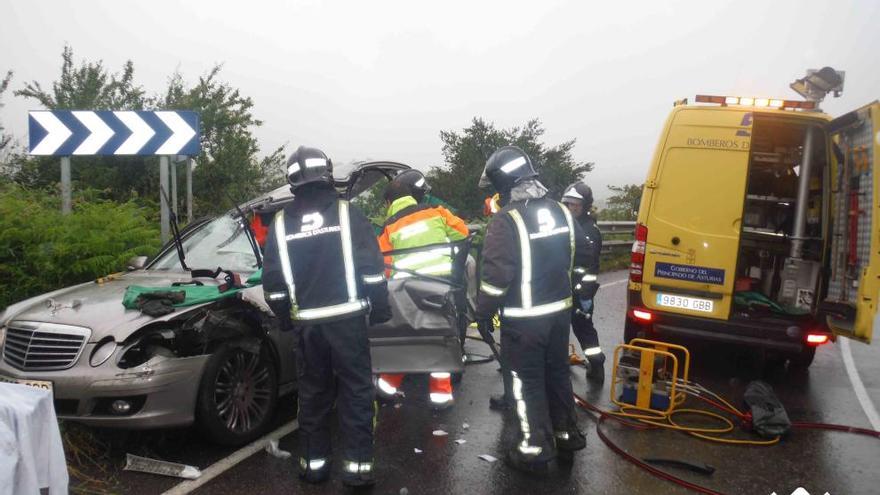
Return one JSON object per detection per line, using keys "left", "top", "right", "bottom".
{"left": 805, "top": 332, "right": 830, "bottom": 346}
{"left": 630, "top": 224, "right": 648, "bottom": 283}
{"left": 631, "top": 309, "right": 653, "bottom": 322}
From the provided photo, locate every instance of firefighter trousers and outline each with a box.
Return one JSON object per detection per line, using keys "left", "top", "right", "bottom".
{"left": 295, "top": 315, "right": 374, "bottom": 465}
{"left": 500, "top": 310, "right": 578, "bottom": 463}
{"left": 571, "top": 296, "right": 601, "bottom": 354}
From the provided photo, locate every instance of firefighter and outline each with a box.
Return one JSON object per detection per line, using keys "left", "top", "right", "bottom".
{"left": 262, "top": 146, "right": 392, "bottom": 487}
{"left": 375, "top": 169, "right": 469, "bottom": 409}
{"left": 562, "top": 182, "right": 606, "bottom": 382}
{"left": 474, "top": 146, "right": 593, "bottom": 473}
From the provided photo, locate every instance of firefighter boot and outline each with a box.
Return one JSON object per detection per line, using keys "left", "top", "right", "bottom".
{"left": 489, "top": 393, "right": 514, "bottom": 411}
{"left": 298, "top": 458, "right": 330, "bottom": 484}
{"left": 505, "top": 449, "right": 551, "bottom": 475}
{"left": 555, "top": 429, "right": 586, "bottom": 463}
{"left": 586, "top": 352, "right": 606, "bottom": 383}
{"left": 341, "top": 461, "right": 376, "bottom": 487}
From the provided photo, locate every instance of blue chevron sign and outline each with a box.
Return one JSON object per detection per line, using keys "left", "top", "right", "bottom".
{"left": 28, "top": 110, "right": 200, "bottom": 156}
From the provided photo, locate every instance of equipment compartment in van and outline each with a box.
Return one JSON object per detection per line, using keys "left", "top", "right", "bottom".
{"left": 734, "top": 116, "right": 829, "bottom": 318}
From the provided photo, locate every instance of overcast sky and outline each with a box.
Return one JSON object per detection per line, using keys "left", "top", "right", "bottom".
{"left": 2, "top": 0, "right": 878, "bottom": 203}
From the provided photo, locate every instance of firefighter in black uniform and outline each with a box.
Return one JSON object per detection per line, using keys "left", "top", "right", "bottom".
{"left": 562, "top": 182, "right": 606, "bottom": 382}
{"left": 474, "top": 146, "right": 593, "bottom": 473}
{"left": 262, "top": 146, "right": 391, "bottom": 487}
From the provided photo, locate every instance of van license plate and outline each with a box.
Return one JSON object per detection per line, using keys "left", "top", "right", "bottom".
{"left": 656, "top": 294, "right": 714, "bottom": 313}
{"left": 0, "top": 374, "right": 53, "bottom": 394}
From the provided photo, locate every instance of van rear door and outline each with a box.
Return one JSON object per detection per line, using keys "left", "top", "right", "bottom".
{"left": 825, "top": 101, "right": 880, "bottom": 343}
{"left": 641, "top": 108, "right": 753, "bottom": 320}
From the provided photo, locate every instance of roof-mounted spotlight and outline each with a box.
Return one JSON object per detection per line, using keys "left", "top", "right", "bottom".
{"left": 790, "top": 67, "right": 845, "bottom": 103}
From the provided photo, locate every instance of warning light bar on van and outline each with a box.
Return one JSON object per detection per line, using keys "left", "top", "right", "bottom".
{"left": 695, "top": 95, "right": 816, "bottom": 110}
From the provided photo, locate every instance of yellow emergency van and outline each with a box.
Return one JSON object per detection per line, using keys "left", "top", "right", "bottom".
{"left": 625, "top": 91, "right": 879, "bottom": 368}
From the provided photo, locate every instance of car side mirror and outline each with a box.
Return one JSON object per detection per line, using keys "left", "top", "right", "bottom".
{"left": 127, "top": 256, "right": 148, "bottom": 271}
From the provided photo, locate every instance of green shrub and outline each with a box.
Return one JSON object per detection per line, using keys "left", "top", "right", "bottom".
{"left": 0, "top": 185, "right": 160, "bottom": 310}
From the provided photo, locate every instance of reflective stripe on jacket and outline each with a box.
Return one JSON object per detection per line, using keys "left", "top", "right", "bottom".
{"left": 261, "top": 186, "right": 389, "bottom": 324}
{"left": 475, "top": 197, "right": 593, "bottom": 320}
{"left": 377, "top": 195, "right": 468, "bottom": 279}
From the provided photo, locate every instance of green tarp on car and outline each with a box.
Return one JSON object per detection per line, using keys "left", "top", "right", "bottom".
{"left": 122, "top": 270, "right": 262, "bottom": 310}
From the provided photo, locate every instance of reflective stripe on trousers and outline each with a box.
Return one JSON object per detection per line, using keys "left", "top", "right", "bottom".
{"left": 510, "top": 370, "right": 542, "bottom": 456}
{"left": 300, "top": 457, "right": 327, "bottom": 471}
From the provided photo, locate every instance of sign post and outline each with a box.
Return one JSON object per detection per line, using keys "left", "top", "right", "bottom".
{"left": 60, "top": 156, "right": 71, "bottom": 215}
{"left": 159, "top": 156, "right": 170, "bottom": 244}
{"left": 186, "top": 157, "right": 193, "bottom": 223}
{"left": 28, "top": 110, "right": 200, "bottom": 240}
{"left": 171, "top": 158, "right": 178, "bottom": 217}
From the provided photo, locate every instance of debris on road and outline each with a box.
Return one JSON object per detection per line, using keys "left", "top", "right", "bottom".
{"left": 432, "top": 429, "right": 448, "bottom": 437}
{"left": 123, "top": 454, "right": 201, "bottom": 479}
{"left": 400, "top": 488, "right": 409, "bottom": 495}
{"left": 265, "top": 440, "right": 291, "bottom": 459}
{"left": 414, "top": 448, "right": 423, "bottom": 454}
{"left": 478, "top": 454, "right": 498, "bottom": 463}
{"left": 455, "top": 439, "right": 466, "bottom": 445}
{"left": 462, "top": 423, "right": 470, "bottom": 430}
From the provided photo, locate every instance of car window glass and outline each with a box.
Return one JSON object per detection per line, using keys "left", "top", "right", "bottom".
{"left": 150, "top": 215, "right": 258, "bottom": 273}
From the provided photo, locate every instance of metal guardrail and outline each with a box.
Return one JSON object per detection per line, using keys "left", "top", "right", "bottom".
{"left": 466, "top": 220, "right": 635, "bottom": 254}
{"left": 598, "top": 220, "right": 635, "bottom": 254}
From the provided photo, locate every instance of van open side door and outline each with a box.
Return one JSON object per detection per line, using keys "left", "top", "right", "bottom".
{"left": 825, "top": 101, "right": 880, "bottom": 343}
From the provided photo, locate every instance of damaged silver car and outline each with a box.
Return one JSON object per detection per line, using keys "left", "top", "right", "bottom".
{"left": 0, "top": 161, "right": 468, "bottom": 445}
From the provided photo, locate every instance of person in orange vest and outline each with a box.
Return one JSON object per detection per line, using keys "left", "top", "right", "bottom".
{"left": 375, "top": 170, "right": 469, "bottom": 409}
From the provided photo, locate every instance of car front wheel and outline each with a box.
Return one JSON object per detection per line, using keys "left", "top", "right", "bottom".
{"left": 196, "top": 342, "right": 278, "bottom": 446}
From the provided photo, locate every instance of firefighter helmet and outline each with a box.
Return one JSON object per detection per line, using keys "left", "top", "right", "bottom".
{"left": 480, "top": 146, "right": 538, "bottom": 193}
{"left": 561, "top": 182, "right": 594, "bottom": 208}
{"left": 389, "top": 169, "right": 431, "bottom": 202}
{"left": 287, "top": 146, "right": 333, "bottom": 189}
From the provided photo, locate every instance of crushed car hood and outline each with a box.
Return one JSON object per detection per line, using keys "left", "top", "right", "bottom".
{"left": 2, "top": 271, "right": 220, "bottom": 342}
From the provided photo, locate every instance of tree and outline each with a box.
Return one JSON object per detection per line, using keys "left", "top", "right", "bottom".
{"left": 0, "top": 70, "right": 16, "bottom": 178}
{"left": 599, "top": 183, "right": 642, "bottom": 220}
{"left": 428, "top": 118, "right": 592, "bottom": 218}
{"left": 12, "top": 45, "right": 154, "bottom": 197}
{"left": 9, "top": 46, "right": 286, "bottom": 215}
{"left": 0, "top": 70, "right": 13, "bottom": 154}
{"left": 160, "top": 67, "right": 286, "bottom": 214}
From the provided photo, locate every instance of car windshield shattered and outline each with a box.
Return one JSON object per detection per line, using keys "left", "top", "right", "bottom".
{"left": 149, "top": 214, "right": 259, "bottom": 273}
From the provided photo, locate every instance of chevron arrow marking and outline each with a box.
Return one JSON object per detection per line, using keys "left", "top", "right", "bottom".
{"left": 72, "top": 111, "right": 114, "bottom": 155}
{"left": 114, "top": 111, "right": 156, "bottom": 155}
{"left": 155, "top": 111, "right": 197, "bottom": 155}
{"left": 30, "top": 112, "right": 73, "bottom": 155}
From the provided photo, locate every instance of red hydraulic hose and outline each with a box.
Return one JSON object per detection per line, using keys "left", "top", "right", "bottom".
{"left": 574, "top": 394, "right": 728, "bottom": 495}
{"left": 574, "top": 394, "right": 880, "bottom": 495}
{"left": 792, "top": 422, "right": 880, "bottom": 438}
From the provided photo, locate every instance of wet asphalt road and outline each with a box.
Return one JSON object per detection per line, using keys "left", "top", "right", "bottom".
{"left": 106, "top": 270, "right": 880, "bottom": 495}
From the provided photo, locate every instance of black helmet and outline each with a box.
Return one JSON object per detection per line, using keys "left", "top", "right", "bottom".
{"left": 389, "top": 169, "right": 431, "bottom": 202}
{"left": 561, "top": 182, "right": 593, "bottom": 208}
{"left": 480, "top": 146, "right": 538, "bottom": 193}
{"left": 287, "top": 146, "right": 333, "bottom": 189}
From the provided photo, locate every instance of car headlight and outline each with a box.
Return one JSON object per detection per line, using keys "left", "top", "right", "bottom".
{"left": 90, "top": 339, "right": 117, "bottom": 367}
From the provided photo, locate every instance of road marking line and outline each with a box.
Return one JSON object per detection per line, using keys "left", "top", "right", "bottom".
{"left": 161, "top": 419, "right": 299, "bottom": 495}
{"left": 601, "top": 278, "right": 629, "bottom": 288}
{"left": 840, "top": 338, "right": 880, "bottom": 431}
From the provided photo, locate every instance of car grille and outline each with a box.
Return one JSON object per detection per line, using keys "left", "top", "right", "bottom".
{"left": 2, "top": 321, "right": 91, "bottom": 371}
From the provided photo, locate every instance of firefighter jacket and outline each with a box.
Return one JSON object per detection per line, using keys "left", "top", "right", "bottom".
{"left": 572, "top": 212, "right": 602, "bottom": 300}
{"left": 377, "top": 195, "right": 468, "bottom": 279}
{"left": 262, "top": 185, "right": 390, "bottom": 324}
{"left": 475, "top": 197, "right": 592, "bottom": 320}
